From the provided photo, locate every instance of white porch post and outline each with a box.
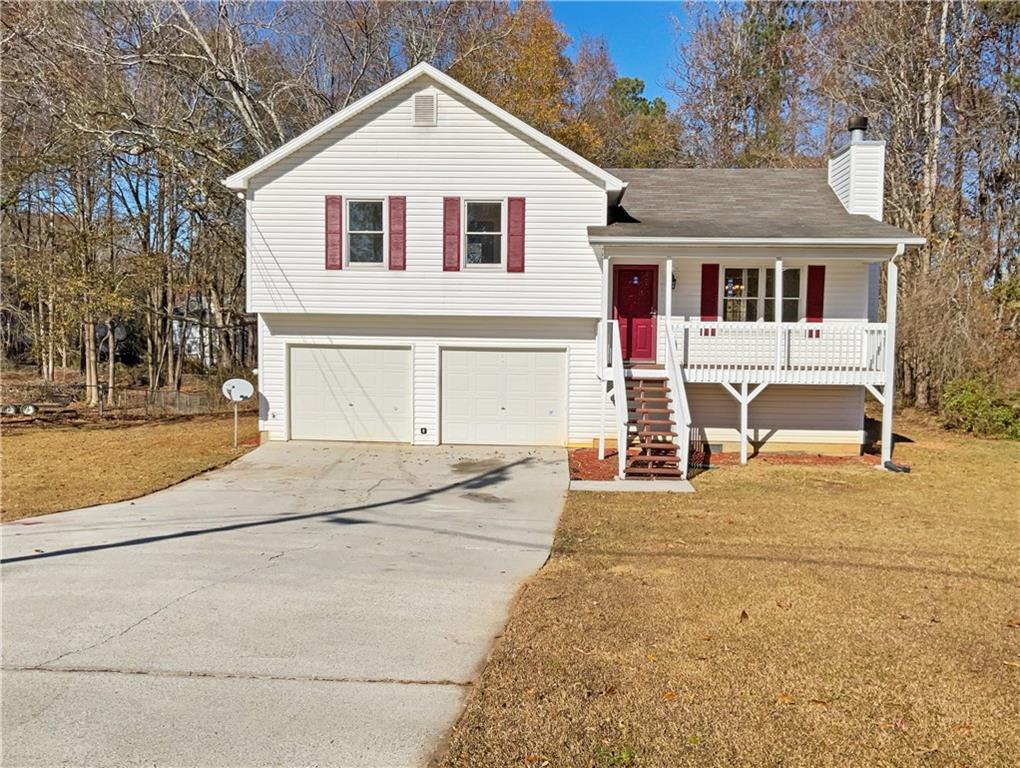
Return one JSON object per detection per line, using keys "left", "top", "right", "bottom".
{"left": 665, "top": 258, "right": 673, "bottom": 318}
{"left": 881, "top": 249, "right": 900, "bottom": 465}
{"left": 600, "top": 250, "right": 610, "bottom": 328}
{"left": 774, "top": 257, "right": 783, "bottom": 371}
{"left": 665, "top": 257, "right": 673, "bottom": 365}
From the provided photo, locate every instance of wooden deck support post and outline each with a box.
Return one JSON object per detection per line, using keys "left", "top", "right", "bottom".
{"left": 722, "top": 381, "right": 768, "bottom": 465}
{"left": 739, "top": 382, "right": 749, "bottom": 464}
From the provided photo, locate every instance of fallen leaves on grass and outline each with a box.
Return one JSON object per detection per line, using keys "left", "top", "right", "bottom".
{"left": 1, "top": 414, "right": 258, "bottom": 520}
{"left": 436, "top": 417, "right": 1020, "bottom": 768}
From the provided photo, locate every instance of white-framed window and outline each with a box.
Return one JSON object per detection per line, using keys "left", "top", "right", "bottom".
{"left": 721, "top": 266, "right": 802, "bottom": 322}
{"left": 464, "top": 200, "right": 504, "bottom": 267}
{"left": 347, "top": 199, "right": 386, "bottom": 265}
{"left": 722, "top": 267, "right": 760, "bottom": 321}
{"left": 765, "top": 267, "right": 801, "bottom": 322}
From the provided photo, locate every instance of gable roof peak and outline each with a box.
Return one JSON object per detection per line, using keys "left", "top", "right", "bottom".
{"left": 223, "top": 63, "right": 624, "bottom": 194}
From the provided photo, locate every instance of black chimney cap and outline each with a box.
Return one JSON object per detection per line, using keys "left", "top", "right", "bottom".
{"left": 847, "top": 115, "right": 869, "bottom": 132}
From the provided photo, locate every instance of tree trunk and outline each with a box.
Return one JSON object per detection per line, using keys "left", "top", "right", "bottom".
{"left": 84, "top": 320, "right": 99, "bottom": 407}
{"left": 105, "top": 318, "right": 116, "bottom": 407}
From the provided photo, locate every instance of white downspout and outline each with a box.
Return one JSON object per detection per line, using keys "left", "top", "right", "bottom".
{"left": 598, "top": 250, "right": 609, "bottom": 459}
{"left": 881, "top": 245, "right": 902, "bottom": 466}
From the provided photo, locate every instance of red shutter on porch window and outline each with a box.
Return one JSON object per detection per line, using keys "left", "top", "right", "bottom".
{"left": 507, "top": 197, "right": 525, "bottom": 272}
{"left": 325, "top": 196, "right": 342, "bottom": 269}
{"left": 443, "top": 197, "right": 460, "bottom": 271}
{"left": 700, "top": 264, "right": 719, "bottom": 320}
{"left": 388, "top": 196, "right": 406, "bottom": 270}
{"left": 806, "top": 265, "right": 826, "bottom": 322}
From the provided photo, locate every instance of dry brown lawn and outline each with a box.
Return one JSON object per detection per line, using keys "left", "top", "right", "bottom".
{"left": 439, "top": 419, "right": 1020, "bottom": 767}
{"left": 1, "top": 414, "right": 258, "bottom": 521}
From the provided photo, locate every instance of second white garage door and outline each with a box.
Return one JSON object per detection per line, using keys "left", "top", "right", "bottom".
{"left": 442, "top": 349, "right": 566, "bottom": 446}
{"left": 289, "top": 345, "right": 412, "bottom": 442}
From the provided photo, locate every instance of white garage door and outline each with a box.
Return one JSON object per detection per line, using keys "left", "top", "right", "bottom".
{"left": 442, "top": 349, "right": 566, "bottom": 446}
{"left": 289, "top": 346, "right": 412, "bottom": 442}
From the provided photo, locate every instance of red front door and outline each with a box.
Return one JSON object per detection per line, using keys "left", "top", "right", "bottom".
{"left": 613, "top": 265, "right": 657, "bottom": 362}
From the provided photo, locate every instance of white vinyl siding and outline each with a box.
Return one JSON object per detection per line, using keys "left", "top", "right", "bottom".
{"left": 246, "top": 82, "right": 606, "bottom": 317}
{"left": 289, "top": 346, "right": 412, "bottom": 442}
{"left": 442, "top": 349, "right": 566, "bottom": 445}
{"left": 688, "top": 384, "right": 865, "bottom": 446}
{"left": 258, "top": 314, "right": 606, "bottom": 446}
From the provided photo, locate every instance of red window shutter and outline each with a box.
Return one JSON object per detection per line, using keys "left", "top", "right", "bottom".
{"left": 388, "top": 196, "right": 406, "bottom": 270}
{"left": 700, "top": 264, "right": 719, "bottom": 320}
{"left": 806, "top": 265, "right": 826, "bottom": 322}
{"left": 507, "top": 197, "right": 525, "bottom": 272}
{"left": 325, "top": 196, "right": 342, "bottom": 270}
{"left": 443, "top": 197, "right": 460, "bottom": 271}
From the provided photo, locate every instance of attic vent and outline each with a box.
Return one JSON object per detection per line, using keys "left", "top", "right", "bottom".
{"left": 413, "top": 93, "right": 437, "bottom": 127}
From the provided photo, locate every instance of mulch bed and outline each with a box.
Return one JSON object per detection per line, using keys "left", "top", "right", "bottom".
{"left": 568, "top": 447, "right": 620, "bottom": 481}
{"left": 569, "top": 446, "right": 881, "bottom": 480}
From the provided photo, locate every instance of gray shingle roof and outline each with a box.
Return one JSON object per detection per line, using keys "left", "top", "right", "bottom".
{"left": 588, "top": 168, "right": 923, "bottom": 242}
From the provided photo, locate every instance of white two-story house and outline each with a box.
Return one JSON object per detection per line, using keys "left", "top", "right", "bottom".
{"left": 224, "top": 63, "right": 924, "bottom": 481}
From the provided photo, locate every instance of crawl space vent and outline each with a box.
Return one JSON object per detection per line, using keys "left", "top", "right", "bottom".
{"left": 413, "top": 93, "right": 437, "bottom": 127}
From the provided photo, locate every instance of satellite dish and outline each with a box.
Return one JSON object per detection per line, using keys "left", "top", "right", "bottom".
{"left": 222, "top": 378, "right": 254, "bottom": 402}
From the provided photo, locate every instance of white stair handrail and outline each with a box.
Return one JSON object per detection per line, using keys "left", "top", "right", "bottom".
{"left": 665, "top": 322, "right": 692, "bottom": 477}
{"left": 608, "top": 320, "right": 629, "bottom": 479}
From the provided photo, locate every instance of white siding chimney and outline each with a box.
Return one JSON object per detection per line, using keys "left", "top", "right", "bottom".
{"left": 827, "top": 117, "right": 886, "bottom": 222}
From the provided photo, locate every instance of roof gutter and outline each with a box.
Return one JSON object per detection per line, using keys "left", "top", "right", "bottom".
{"left": 587, "top": 235, "right": 927, "bottom": 247}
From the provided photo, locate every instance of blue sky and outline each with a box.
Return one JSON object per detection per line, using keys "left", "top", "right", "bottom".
{"left": 549, "top": 1, "right": 688, "bottom": 106}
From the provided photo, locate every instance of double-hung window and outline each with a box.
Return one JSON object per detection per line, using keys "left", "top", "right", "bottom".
{"left": 722, "top": 266, "right": 802, "bottom": 322}
{"left": 764, "top": 268, "right": 801, "bottom": 322}
{"left": 464, "top": 201, "right": 503, "bottom": 266}
{"left": 723, "top": 268, "right": 760, "bottom": 321}
{"left": 347, "top": 200, "right": 385, "bottom": 265}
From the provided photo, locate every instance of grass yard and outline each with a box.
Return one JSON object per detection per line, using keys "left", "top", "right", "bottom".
{"left": 1, "top": 413, "right": 258, "bottom": 521}
{"left": 439, "top": 418, "right": 1020, "bottom": 767}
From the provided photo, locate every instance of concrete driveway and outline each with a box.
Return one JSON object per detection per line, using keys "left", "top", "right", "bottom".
{"left": 1, "top": 442, "right": 567, "bottom": 767}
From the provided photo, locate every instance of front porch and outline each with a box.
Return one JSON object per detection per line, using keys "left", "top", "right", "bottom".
{"left": 594, "top": 250, "right": 902, "bottom": 476}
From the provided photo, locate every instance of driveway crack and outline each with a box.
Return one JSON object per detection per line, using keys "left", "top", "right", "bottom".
{"left": 4, "top": 665, "right": 472, "bottom": 687}
{"left": 33, "top": 556, "right": 287, "bottom": 669}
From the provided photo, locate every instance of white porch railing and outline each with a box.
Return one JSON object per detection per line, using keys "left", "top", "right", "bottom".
{"left": 673, "top": 320, "right": 888, "bottom": 385}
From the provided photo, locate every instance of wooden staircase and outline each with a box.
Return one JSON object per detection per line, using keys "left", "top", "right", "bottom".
{"left": 624, "top": 375, "right": 684, "bottom": 479}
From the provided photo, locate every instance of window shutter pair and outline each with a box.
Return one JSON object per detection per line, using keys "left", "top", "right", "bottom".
{"left": 443, "top": 196, "right": 526, "bottom": 272}
{"left": 324, "top": 196, "right": 406, "bottom": 271}
{"left": 698, "top": 264, "right": 826, "bottom": 321}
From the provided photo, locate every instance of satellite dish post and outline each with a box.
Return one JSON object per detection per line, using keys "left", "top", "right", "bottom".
{"left": 221, "top": 378, "right": 254, "bottom": 449}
